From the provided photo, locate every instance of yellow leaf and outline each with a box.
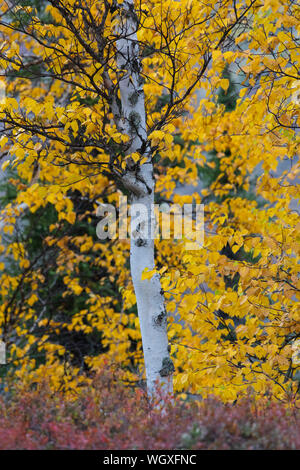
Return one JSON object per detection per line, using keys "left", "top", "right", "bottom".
{"left": 1, "top": 160, "right": 10, "bottom": 171}
{"left": 220, "top": 79, "right": 229, "bottom": 91}
{"left": 141, "top": 268, "right": 156, "bottom": 281}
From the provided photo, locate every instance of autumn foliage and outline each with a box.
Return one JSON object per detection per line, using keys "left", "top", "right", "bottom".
{"left": 0, "top": 366, "right": 299, "bottom": 450}
{"left": 0, "top": 0, "right": 299, "bottom": 408}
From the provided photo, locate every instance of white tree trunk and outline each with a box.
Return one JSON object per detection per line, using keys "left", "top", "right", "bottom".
{"left": 114, "top": 0, "right": 174, "bottom": 395}
{"left": 130, "top": 191, "right": 174, "bottom": 395}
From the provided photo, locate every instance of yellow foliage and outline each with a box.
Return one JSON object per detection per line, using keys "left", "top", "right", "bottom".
{"left": 0, "top": 0, "right": 299, "bottom": 404}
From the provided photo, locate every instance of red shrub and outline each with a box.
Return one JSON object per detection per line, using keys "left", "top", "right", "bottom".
{"left": 0, "top": 368, "right": 299, "bottom": 450}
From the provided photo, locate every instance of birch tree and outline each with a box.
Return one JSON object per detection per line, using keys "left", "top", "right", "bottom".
{"left": 0, "top": 0, "right": 259, "bottom": 396}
